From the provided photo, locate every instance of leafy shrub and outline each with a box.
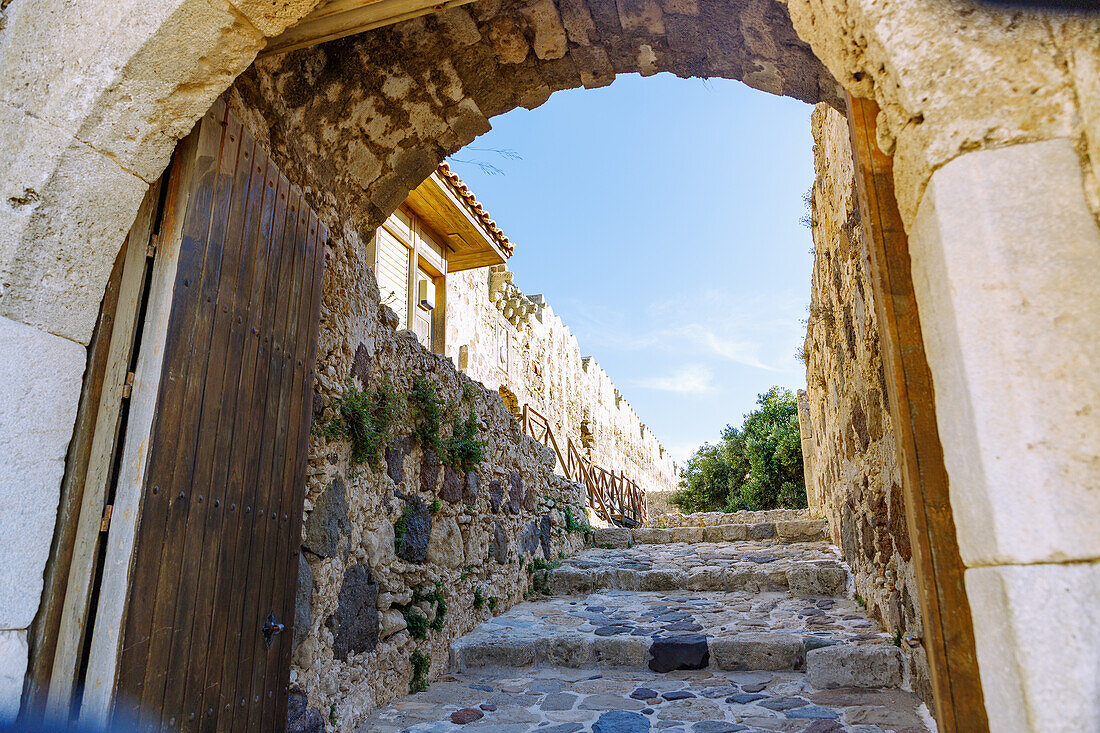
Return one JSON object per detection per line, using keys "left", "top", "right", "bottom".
{"left": 322, "top": 382, "right": 402, "bottom": 468}
{"left": 445, "top": 408, "right": 484, "bottom": 472}
{"left": 670, "top": 386, "right": 806, "bottom": 513}
{"left": 409, "top": 376, "right": 446, "bottom": 457}
{"left": 473, "top": 587, "right": 485, "bottom": 609}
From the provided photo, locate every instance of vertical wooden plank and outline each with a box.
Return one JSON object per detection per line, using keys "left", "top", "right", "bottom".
{"left": 262, "top": 212, "right": 324, "bottom": 733}
{"left": 213, "top": 173, "right": 295, "bottom": 732}
{"left": 115, "top": 99, "right": 229, "bottom": 711}
{"left": 241, "top": 197, "right": 312, "bottom": 731}
{"left": 197, "top": 155, "right": 282, "bottom": 733}
{"left": 274, "top": 220, "right": 326, "bottom": 732}
{"left": 845, "top": 93, "right": 987, "bottom": 732}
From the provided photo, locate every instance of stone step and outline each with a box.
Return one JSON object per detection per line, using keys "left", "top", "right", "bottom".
{"left": 593, "top": 519, "right": 827, "bottom": 547}
{"left": 449, "top": 591, "right": 902, "bottom": 689}
{"left": 359, "top": 665, "right": 931, "bottom": 732}
{"left": 544, "top": 542, "right": 849, "bottom": 598}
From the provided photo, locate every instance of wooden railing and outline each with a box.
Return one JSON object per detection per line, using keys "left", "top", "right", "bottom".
{"left": 519, "top": 404, "right": 646, "bottom": 527}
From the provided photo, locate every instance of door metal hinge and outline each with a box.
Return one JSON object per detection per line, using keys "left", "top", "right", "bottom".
{"left": 121, "top": 371, "right": 135, "bottom": 399}
{"left": 99, "top": 504, "right": 113, "bottom": 533}
{"left": 145, "top": 234, "right": 159, "bottom": 259}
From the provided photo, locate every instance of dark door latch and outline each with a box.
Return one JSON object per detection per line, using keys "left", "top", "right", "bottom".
{"left": 262, "top": 614, "right": 285, "bottom": 646}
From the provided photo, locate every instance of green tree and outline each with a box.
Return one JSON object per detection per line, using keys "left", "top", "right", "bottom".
{"left": 669, "top": 386, "right": 806, "bottom": 513}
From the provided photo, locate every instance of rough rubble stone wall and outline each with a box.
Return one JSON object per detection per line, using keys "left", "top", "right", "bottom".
{"left": 446, "top": 266, "right": 679, "bottom": 496}
{"left": 289, "top": 229, "right": 588, "bottom": 730}
{"left": 802, "top": 104, "right": 931, "bottom": 705}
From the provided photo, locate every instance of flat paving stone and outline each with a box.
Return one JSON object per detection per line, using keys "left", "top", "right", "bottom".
{"left": 355, "top": 665, "right": 932, "bottom": 732}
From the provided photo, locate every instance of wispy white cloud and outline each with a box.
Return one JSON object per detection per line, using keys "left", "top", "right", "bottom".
{"left": 562, "top": 288, "right": 807, "bottom": 375}
{"left": 634, "top": 364, "right": 714, "bottom": 394}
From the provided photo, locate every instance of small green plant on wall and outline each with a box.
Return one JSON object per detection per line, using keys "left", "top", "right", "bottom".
{"left": 394, "top": 504, "right": 415, "bottom": 552}
{"left": 318, "top": 381, "right": 402, "bottom": 468}
{"left": 409, "top": 650, "right": 430, "bottom": 693}
{"left": 445, "top": 382, "right": 485, "bottom": 471}
{"left": 404, "top": 609, "right": 428, "bottom": 639}
{"left": 409, "top": 375, "right": 446, "bottom": 457}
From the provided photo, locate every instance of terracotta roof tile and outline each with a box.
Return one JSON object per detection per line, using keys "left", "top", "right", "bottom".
{"left": 436, "top": 162, "right": 515, "bottom": 258}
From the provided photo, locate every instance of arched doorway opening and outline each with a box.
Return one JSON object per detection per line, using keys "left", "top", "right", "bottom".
{"left": 7, "top": 1, "right": 1099, "bottom": 732}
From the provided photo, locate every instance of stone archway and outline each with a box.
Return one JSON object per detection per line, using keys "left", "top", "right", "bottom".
{"left": 3, "top": 0, "right": 1099, "bottom": 730}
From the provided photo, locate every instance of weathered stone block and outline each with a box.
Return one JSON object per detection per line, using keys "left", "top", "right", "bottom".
{"left": 452, "top": 636, "right": 536, "bottom": 670}
{"left": 671, "top": 527, "right": 704, "bottom": 543}
{"left": 491, "top": 519, "right": 510, "bottom": 564}
{"left": 539, "top": 515, "right": 552, "bottom": 559}
{"left": 302, "top": 475, "right": 348, "bottom": 558}
{"left": 421, "top": 450, "right": 442, "bottom": 493}
{"left": 710, "top": 633, "right": 804, "bottom": 671}
{"left": 648, "top": 634, "right": 709, "bottom": 672}
{"left": 286, "top": 686, "right": 325, "bottom": 733}
{"left": 546, "top": 566, "right": 596, "bottom": 595}
{"left": 747, "top": 522, "right": 777, "bottom": 540}
{"left": 326, "top": 564, "right": 379, "bottom": 660}
{"left": 702, "top": 524, "right": 749, "bottom": 542}
{"left": 440, "top": 463, "right": 462, "bottom": 503}
{"left": 806, "top": 644, "right": 902, "bottom": 689}
{"left": 593, "top": 527, "right": 632, "bottom": 548}
{"left": 519, "top": 0, "right": 569, "bottom": 60}
{"left": 520, "top": 519, "right": 541, "bottom": 555}
{"left": 0, "top": 630, "right": 27, "bottom": 722}
{"left": 536, "top": 632, "right": 593, "bottom": 667}
{"left": 463, "top": 470, "right": 480, "bottom": 504}
{"left": 686, "top": 566, "right": 727, "bottom": 591}
{"left": 632, "top": 527, "right": 673, "bottom": 544}
{"left": 786, "top": 564, "right": 847, "bottom": 597}
{"left": 910, "top": 139, "right": 1100, "bottom": 567}
{"left": 776, "top": 519, "right": 827, "bottom": 542}
{"left": 364, "top": 520, "right": 395, "bottom": 568}
{"left": 427, "top": 516, "right": 465, "bottom": 568}
{"left": 293, "top": 554, "right": 312, "bottom": 653}
{"left": 0, "top": 317, "right": 85, "bottom": 629}
{"left": 395, "top": 497, "right": 432, "bottom": 563}
{"left": 488, "top": 478, "right": 504, "bottom": 512}
{"left": 966, "top": 562, "right": 1100, "bottom": 733}
{"left": 506, "top": 472, "right": 524, "bottom": 514}
{"left": 385, "top": 436, "right": 412, "bottom": 485}
{"left": 639, "top": 569, "right": 687, "bottom": 591}
{"left": 593, "top": 635, "right": 649, "bottom": 667}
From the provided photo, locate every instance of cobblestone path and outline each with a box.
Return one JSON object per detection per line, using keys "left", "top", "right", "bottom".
{"left": 357, "top": 520, "right": 931, "bottom": 732}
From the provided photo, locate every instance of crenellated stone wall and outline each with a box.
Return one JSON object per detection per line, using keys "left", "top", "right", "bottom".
{"left": 291, "top": 235, "right": 589, "bottom": 731}
{"left": 802, "top": 104, "right": 930, "bottom": 704}
{"left": 445, "top": 264, "right": 680, "bottom": 498}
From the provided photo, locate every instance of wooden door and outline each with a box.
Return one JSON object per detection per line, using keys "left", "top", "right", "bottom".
{"left": 111, "top": 100, "right": 325, "bottom": 731}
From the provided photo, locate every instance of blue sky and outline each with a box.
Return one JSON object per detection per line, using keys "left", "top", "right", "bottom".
{"left": 447, "top": 73, "right": 815, "bottom": 464}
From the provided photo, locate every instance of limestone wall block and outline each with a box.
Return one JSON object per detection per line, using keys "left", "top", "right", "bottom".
{"left": 966, "top": 562, "right": 1100, "bottom": 733}
{"left": 789, "top": 0, "right": 1090, "bottom": 223}
{"left": 0, "top": 316, "right": 85, "bottom": 629}
{"left": 0, "top": 104, "right": 149, "bottom": 342}
{"left": 0, "top": 630, "right": 28, "bottom": 722}
{"left": 520, "top": 0, "right": 569, "bottom": 60}
{"left": 909, "top": 139, "right": 1100, "bottom": 567}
